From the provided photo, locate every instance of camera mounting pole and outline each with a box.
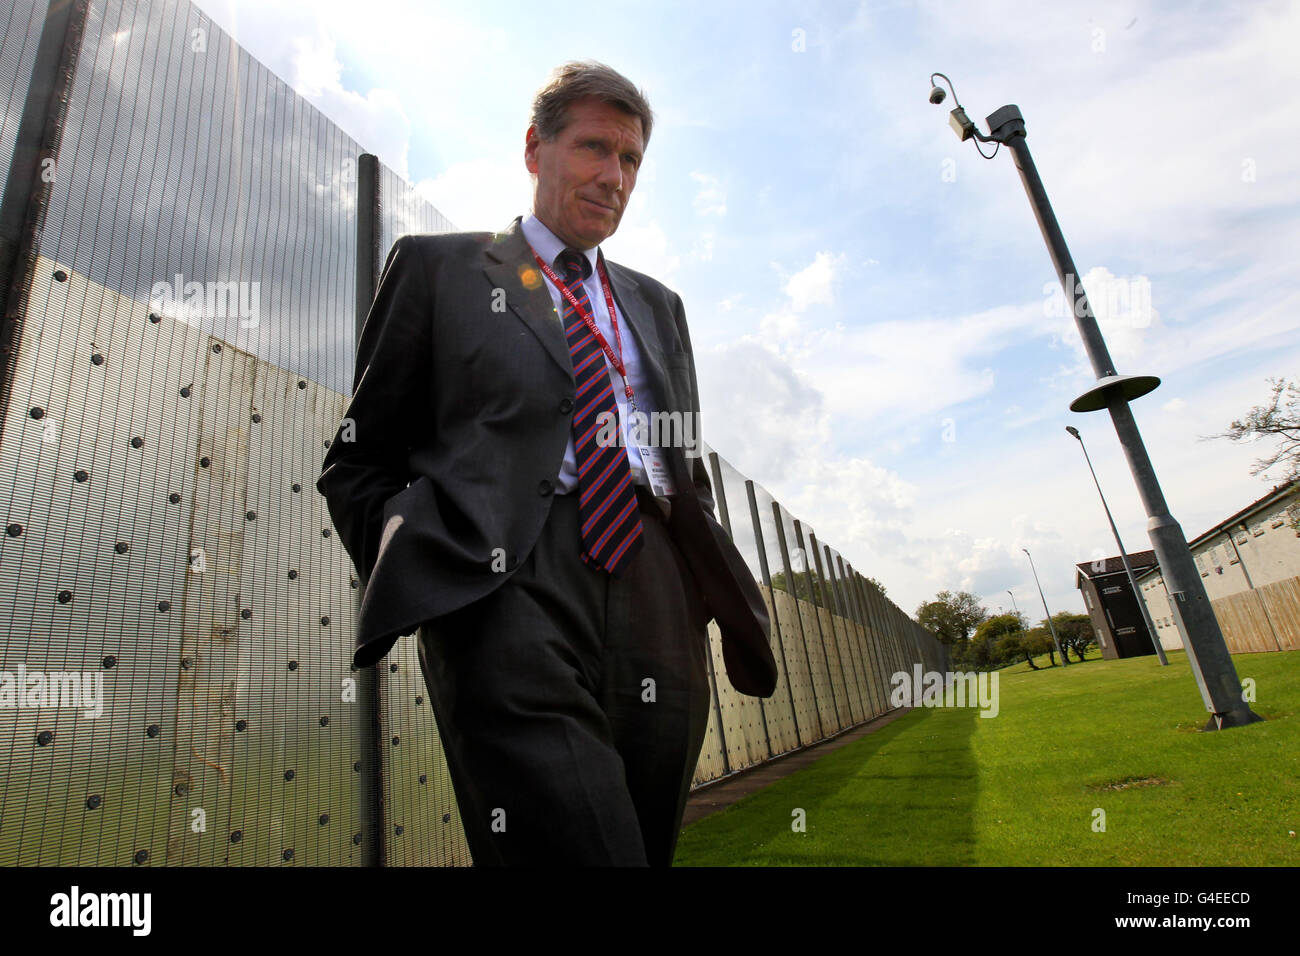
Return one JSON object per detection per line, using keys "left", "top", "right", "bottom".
{"left": 928, "top": 74, "right": 1260, "bottom": 729}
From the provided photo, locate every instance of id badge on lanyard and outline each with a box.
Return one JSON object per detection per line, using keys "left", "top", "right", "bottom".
{"left": 638, "top": 445, "right": 676, "bottom": 497}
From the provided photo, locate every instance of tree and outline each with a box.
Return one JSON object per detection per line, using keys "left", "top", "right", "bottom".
{"left": 995, "top": 629, "right": 1037, "bottom": 670}
{"left": 769, "top": 568, "right": 827, "bottom": 606}
{"left": 1050, "top": 612, "right": 1096, "bottom": 662}
{"left": 954, "top": 634, "right": 992, "bottom": 670}
{"left": 916, "top": 590, "right": 987, "bottom": 647}
{"left": 770, "top": 568, "right": 884, "bottom": 608}
{"left": 1212, "top": 376, "right": 1300, "bottom": 530}
{"left": 972, "top": 613, "right": 1025, "bottom": 669}
{"left": 1022, "top": 627, "right": 1058, "bottom": 667}
{"left": 973, "top": 612, "right": 1025, "bottom": 643}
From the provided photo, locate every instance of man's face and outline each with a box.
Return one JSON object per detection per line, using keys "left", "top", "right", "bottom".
{"left": 525, "top": 96, "right": 644, "bottom": 250}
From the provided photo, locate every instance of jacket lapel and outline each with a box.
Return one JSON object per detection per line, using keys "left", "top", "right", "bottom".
{"left": 482, "top": 218, "right": 575, "bottom": 381}
{"left": 483, "top": 217, "right": 675, "bottom": 414}
{"left": 600, "top": 252, "right": 673, "bottom": 413}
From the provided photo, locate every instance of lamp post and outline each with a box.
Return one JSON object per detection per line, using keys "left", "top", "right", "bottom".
{"left": 1006, "top": 589, "right": 1025, "bottom": 637}
{"left": 1067, "top": 425, "right": 1168, "bottom": 665}
{"left": 928, "top": 73, "right": 1259, "bottom": 728}
{"left": 1023, "top": 548, "right": 1067, "bottom": 666}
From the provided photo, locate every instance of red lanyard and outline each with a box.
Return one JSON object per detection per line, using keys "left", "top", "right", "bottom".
{"left": 531, "top": 248, "right": 637, "bottom": 410}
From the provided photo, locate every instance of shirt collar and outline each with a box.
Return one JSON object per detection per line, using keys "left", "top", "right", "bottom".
{"left": 522, "top": 213, "right": 599, "bottom": 278}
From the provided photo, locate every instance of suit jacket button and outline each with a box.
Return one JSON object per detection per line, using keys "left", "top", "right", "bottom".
{"left": 558, "top": 397, "right": 574, "bottom": 414}
{"left": 538, "top": 479, "right": 554, "bottom": 496}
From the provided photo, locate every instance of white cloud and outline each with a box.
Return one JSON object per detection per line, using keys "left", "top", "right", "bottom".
{"left": 690, "top": 171, "right": 727, "bottom": 217}
{"left": 782, "top": 251, "right": 842, "bottom": 313}
{"left": 604, "top": 217, "right": 682, "bottom": 281}
{"left": 759, "top": 309, "right": 800, "bottom": 342}
{"left": 698, "top": 339, "right": 828, "bottom": 484}
{"left": 691, "top": 229, "right": 716, "bottom": 262}
{"left": 413, "top": 158, "right": 531, "bottom": 233}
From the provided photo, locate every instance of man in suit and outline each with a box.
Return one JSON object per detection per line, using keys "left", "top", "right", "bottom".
{"left": 317, "top": 61, "right": 777, "bottom": 866}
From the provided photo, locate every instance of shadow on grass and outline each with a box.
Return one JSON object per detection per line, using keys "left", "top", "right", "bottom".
{"left": 675, "top": 705, "right": 981, "bottom": 866}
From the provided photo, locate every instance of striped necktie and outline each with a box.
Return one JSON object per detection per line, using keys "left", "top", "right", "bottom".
{"left": 557, "top": 247, "right": 644, "bottom": 575}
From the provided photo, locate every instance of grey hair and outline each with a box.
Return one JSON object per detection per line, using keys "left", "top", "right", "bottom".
{"left": 530, "top": 60, "right": 654, "bottom": 148}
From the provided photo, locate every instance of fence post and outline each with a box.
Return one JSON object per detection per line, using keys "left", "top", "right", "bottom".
{"left": 841, "top": 560, "right": 882, "bottom": 718}
{"left": 744, "top": 480, "right": 781, "bottom": 754}
{"left": 702, "top": 451, "right": 732, "bottom": 775}
{"left": 0, "top": 0, "right": 90, "bottom": 440}
{"left": 852, "top": 567, "right": 894, "bottom": 712}
{"left": 355, "top": 153, "right": 385, "bottom": 867}
{"left": 800, "top": 523, "right": 861, "bottom": 726}
{"left": 773, "top": 502, "right": 826, "bottom": 740}
{"left": 818, "top": 543, "right": 861, "bottom": 717}
{"left": 838, "top": 557, "right": 876, "bottom": 720}
{"left": 707, "top": 450, "right": 731, "bottom": 537}
{"left": 861, "top": 572, "right": 899, "bottom": 703}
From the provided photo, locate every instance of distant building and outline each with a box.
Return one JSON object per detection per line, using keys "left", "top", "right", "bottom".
{"left": 1135, "top": 482, "right": 1300, "bottom": 654}
{"left": 1075, "top": 550, "right": 1160, "bottom": 659}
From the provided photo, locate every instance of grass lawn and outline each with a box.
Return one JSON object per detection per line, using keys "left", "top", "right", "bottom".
{"left": 674, "top": 648, "right": 1299, "bottom": 866}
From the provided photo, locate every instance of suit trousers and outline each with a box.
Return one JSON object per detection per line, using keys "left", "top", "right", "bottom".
{"left": 415, "top": 487, "right": 713, "bottom": 866}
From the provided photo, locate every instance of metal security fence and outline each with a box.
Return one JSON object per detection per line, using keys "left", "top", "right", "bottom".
{"left": 0, "top": 0, "right": 947, "bottom": 867}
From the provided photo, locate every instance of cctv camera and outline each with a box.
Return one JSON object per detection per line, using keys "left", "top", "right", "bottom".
{"left": 929, "top": 85, "right": 946, "bottom": 105}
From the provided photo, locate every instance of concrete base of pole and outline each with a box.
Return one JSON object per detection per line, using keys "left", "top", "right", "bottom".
{"left": 1204, "top": 710, "right": 1265, "bottom": 732}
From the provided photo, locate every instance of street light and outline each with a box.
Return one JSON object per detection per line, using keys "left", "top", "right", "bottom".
{"left": 1067, "top": 425, "right": 1169, "bottom": 665}
{"left": 1023, "top": 548, "right": 1067, "bottom": 666}
{"left": 929, "top": 73, "right": 1259, "bottom": 728}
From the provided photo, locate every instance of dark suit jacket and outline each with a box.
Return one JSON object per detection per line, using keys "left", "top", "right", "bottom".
{"left": 317, "top": 216, "right": 778, "bottom": 697}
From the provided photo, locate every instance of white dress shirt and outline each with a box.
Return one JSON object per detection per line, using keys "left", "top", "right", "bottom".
{"left": 520, "top": 213, "right": 660, "bottom": 494}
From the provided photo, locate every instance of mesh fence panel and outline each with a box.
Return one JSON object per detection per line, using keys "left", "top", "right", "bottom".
{"left": 0, "top": 0, "right": 943, "bottom": 866}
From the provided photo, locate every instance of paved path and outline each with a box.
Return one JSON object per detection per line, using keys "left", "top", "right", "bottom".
{"left": 683, "top": 708, "right": 914, "bottom": 826}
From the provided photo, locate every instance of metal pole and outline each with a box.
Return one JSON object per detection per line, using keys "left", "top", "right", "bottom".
{"left": 702, "top": 451, "right": 733, "bottom": 773}
{"left": 745, "top": 480, "right": 783, "bottom": 754}
{"left": 849, "top": 564, "right": 888, "bottom": 713}
{"left": 799, "top": 523, "right": 861, "bottom": 725}
{"left": 1023, "top": 548, "right": 1067, "bottom": 667}
{"left": 1068, "top": 428, "right": 1168, "bottom": 664}
{"left": 987, "top": 107, "right": 1258, "bottom": 728}
{"left": 707, "top": 451, "right": 732, "bottom": 537}
{"left": 355, "top": 153, "right": 385, "bottom": 866}
{"left": 773, "top": 502, "right": 825, "bottom": 741}
{"left": 0, "top": 0, "right": 90, "bottom": 442}
{"left": 839, "top": 562, "right": 876, "bottom": 722}
{"left": 814, "top": 536, "right": 874, "bottom": 718}
{"left": 840, "top": 562, "right": 877, "bottom": 721}
{"left": 860, "top": 572, "right": 899, "bottom": 695}
{"left": 851, "top": 572, "right": 888, "bottom": 716}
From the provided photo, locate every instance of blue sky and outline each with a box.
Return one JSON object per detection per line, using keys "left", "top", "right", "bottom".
{"left": 198, "top": 0, "right": 1300, "bottom": 622}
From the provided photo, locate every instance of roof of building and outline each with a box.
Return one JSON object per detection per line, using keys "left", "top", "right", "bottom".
{"left": 1132, "top": 480, "right": 1299, "bottom": 583}
{"left": 1074, "top": 550, "right": 1158, "bottom": 582}
{"left": 1185, "top": 481, "right": 1299, "bottom": 546}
